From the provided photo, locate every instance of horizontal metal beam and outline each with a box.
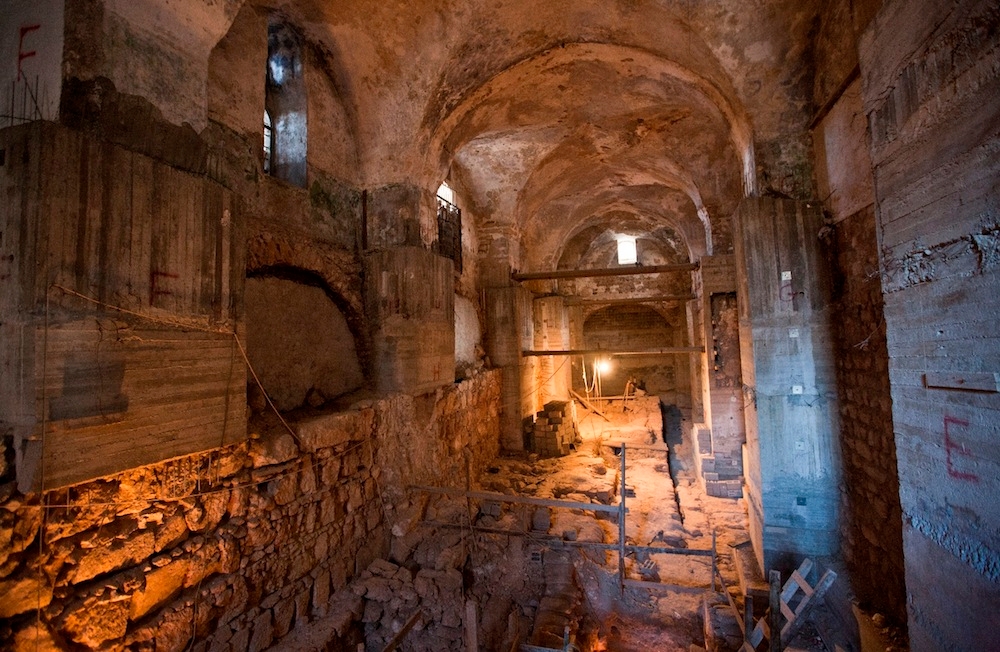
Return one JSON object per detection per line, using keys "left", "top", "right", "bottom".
{"left": 521, "top": 347, "right": 704, "bottom": 357}
{"left": 512, "top": 262, "right": 698, "bottom": 282}
{"left": 411, "top": 485, "right": 622, "bottom": 514}
{"left": 565, "top": 294, "right": 695, "bottom": 305}
{"left": 418, "top": 520, "right": 714, "bottom": 557}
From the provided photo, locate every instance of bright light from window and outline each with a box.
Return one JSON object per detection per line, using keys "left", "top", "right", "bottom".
{"left": 617, "top": 236, "right": 637, "bottom": 265}
{"left": 437, "top": 182, "right": 454, "bottom": 205}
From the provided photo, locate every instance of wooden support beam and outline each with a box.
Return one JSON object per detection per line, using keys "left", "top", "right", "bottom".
{"left": 769, "top": 570, "right": 782, "bottom": 652}
{"left": 418, "top": 520, "right": 712, "bottom": 556}
{"left": 512, "top": 262, "right": 698, "bottom": 282}
{"left": 382, "top": 610, "right": 422, "bottom": 652}
{"left": 565, "top": 294, "right": 696, "bottom": 306}
{"left": 570, "top": 389, "right": 611, "bottom": 422}
{"left": 411, "top": 485, "right": 622, "bottom": 514}
{"left": 522, "top": 347, "right": 704, "bottom": 357}
{"left": 621, "top": 579, "right": 711, "bottom": 594}
{"left": 619, "top": 443, "right": 627, "bottom": 596}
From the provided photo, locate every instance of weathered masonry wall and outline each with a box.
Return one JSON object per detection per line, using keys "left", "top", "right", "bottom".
{"left": 0, "top": 372, "right": 501, "bottom": 651}
{"left": 0, "top": 123, "right": 246, "bottom": 492}
{"left": 859, "top": 1, "right": 1000, "bottom": 649}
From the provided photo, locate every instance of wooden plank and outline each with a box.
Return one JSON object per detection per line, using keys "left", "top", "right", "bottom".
{"left": 411, "top": 485, "right": 623, "bottom": 514}
{"left": 780, "top": 559, "right": 813, "bottom": 603}
{"left": 513, "top": 262, "right": 698, "bottom": 281}
{"left": 570, "top": 389, "right": 611, "bottom": 422}
{"left": 464, "top": 600, "right": 478, "bottom": 652}
{"left": 619, "top": 443, "right": 626, "bottom": 595}
{"left": 522, "top": 347, "right": 703, "bottom": 357}
{"left": 769, "top": 570, "right": 782, "bottom": 652}
{"left": 565, "top": 294, "right": 695, "bottom": 305}
{"left": 418, "top": 520, "right": 712, "bottom": 557}
{"left": 781, "top": 570, "right": 837, "bottom": 643}
{"left": 621, "top": 579, "right": 711, "bottom": 594}
{"left": 923, "top": 371, "right": 1000, "bottom": 393}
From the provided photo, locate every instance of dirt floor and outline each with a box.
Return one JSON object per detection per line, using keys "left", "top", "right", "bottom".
{"left": 277, "top": 395, "right": 870, "bottom": 651}
{"left": 476, "top": 396, "right": 750, "bottom": 651}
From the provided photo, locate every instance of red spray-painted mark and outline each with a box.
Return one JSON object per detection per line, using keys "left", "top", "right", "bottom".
{"left": 17, "top": 24, "right": 41, "bottom": 82}
{"left": 944, "top": 415, "right": 978, "bottom": 483}
{"left": 150, "top": 271, "right": 179, "bottom": 304}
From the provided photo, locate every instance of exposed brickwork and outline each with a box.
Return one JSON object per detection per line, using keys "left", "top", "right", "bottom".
{"left": 829, "top": 205, "right": 906, "bottom": 624}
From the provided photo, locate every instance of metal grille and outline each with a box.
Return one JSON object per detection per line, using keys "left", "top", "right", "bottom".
{"left": 1, "top": 76, "right": 43, "bottom": 127}
{"left": 436, "top": 196, "right": 462, "bottom": 272}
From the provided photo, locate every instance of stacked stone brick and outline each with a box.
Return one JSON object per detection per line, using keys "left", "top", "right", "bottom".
{"left": 696, "top": 427, "right": 744, "bottom": 498}
{"left": 526, "top": 401, "right": 578, "bottom": 457}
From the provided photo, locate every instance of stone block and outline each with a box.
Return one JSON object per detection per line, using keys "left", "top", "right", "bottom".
{"left": 130, "top": 559, "right": 189, "bottom": 620}
{"left": 61, "top": 596, "right": 130, "bottom": 648}
{"left": 296, "top": 411, "right": 367, "bottom": 453}
{"left": 248, "top": 610, "right": 274, "bottom": 652}
{"left": 72, "top": 529, "right": 156, "bottom": 584}
{"left": 249, "top": 432, "right": 299, "bottom": 468}
{"left": 0, "top": 574, "right": 53, "bottom": 618}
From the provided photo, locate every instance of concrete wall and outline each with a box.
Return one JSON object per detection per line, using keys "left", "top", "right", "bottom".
{"left": 859, "top": 1, "right": 1000, "bottom": 648}
{"left": 0, "top": 372, "right": 502, "bottom": 651}
{"left": 483, "top": 286, "right": 535, "bottom": 450}
{"left": 0, "top": 0, "right": 64, "bottom": 122}
{"left": 532, "top": 296, "right": 571, "bottom": 405}
{"left": 364, "top": 248, "right": 455, "bottom": 395}
{"left": 0, "top": 123, "right": 245, "bottom": 492}
{"left": 454, "top": 294, "right": 483, "bottom": 379}
{"left": 734, "top": 198, "right": 843, "bottom": 571}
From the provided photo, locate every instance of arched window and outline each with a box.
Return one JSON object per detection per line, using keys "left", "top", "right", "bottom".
{"left": 263, "top": 110, "right": 273, "bottom": 173}
{"left": 436, "top": 182, "right": 462, "bottom": 272}
{"left": 265, "top": 19, "right": 307, "bottom": 186}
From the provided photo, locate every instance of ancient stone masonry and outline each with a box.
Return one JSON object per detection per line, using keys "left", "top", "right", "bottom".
{"left": 0, "top": 372, "right": 501, "bottom": 651}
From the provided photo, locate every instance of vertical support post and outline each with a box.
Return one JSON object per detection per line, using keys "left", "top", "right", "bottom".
{"left": 562, "top": 625, "right": 570, "bottom": 651}
{"left": 744, "top": 594, "right": 754, "bottom": 642}
{"left": 618, "top": 442, "right": 627, "bottom": 595}
{"left": 711, "top": 529, "right": 717, "bottom": 592}
{"left": 465, "top": 600, "right": 479, "bottom": 652}
{"left": 769, "top": 569, "right": 782, "bottom": 652}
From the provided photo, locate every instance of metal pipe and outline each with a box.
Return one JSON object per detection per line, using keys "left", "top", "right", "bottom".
{"left": 521, "top": 347, "right": 703, "bottom": 357}
{"left": 512, "top": 262, "right": 697, "bottom": 282}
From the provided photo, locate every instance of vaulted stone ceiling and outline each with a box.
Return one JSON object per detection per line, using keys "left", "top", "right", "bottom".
{"left": 252, "top": 0, "right": 817, "bottom": 268}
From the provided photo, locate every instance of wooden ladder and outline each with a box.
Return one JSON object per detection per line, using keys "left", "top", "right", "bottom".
{"left": 741, "top": 558, "right": 837, "bottom": 652}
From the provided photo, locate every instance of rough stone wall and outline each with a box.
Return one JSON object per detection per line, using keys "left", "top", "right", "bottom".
{"left": 859, "top": 1, "right": 1000, "bottom": 648}
{"left": 829, "top": 206, "right": 906, "bottom": 624}
{"left": 580, "top": 305, "right": 689, "bottom": 404}
{"left": 0, "top": 372, "right": 501, "bottom": 651}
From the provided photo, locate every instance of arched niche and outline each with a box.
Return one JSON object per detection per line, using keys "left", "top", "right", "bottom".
{"left": 579, "top": 304, "right": 690, "bottom": 407}
{"left": 245, "top": 267, "right": 364, "bottom": 412}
